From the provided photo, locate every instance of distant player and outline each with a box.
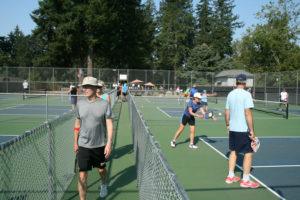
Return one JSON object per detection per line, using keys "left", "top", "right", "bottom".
{"left": 279, "top": 88, "right": 288, "bottom": 111}
{"left": 122, "top": 83, "right": 128, "bottom": 101}
{"left": 22, "top": 80, "right": 29, "bottom": 99}
{"left": 171, "top": 92, "right": 216, "bottom": 149}
{"left": 201, "top": 90, "right": 216, "bottom": 112}
{"left": 67, "top": 83, "right": 78, "bottom": 110}
{"left": 188, "top": 84, "right": 198, "bottom": 98}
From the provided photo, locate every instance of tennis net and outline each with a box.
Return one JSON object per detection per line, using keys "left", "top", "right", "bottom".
{"left": 253, "top": 99, "right": 288, "bottom": 119}
{"left": 129, "top": 92, "right": 189, "bottom": 200}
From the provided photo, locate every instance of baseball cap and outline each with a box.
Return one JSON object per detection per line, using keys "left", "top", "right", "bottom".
{"left": 236, "top": 74, "right": 247, "bottom": 82}
{"left": 194, "top": 92, "right": 202, "bottom": 99}
{"left": 82, "top": 76, "right": 98, "bottom": 86}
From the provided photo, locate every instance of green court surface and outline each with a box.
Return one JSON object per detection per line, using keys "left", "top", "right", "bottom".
{"left": 61, "top": 102, "right": 139, "bottom": 200}
{"left": 2, "top": 94, "right": 300, "bottom": 199}
{"left": 0, "top": 94, "right": 71, "bottom": 136}
{"left": 133, "top": 96, "right": 300, "bottom": 200}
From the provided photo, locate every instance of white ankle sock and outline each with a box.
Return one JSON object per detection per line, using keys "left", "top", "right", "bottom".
{"left": 228, "top": 171, "right": 235, "bottom": 178}
{"left": 243, "top": 174, "right": 250, "bottom": 182}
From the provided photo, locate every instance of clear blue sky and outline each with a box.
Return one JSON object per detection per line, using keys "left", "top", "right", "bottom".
{"left": 0, "top": 0, "right": 271, "bottom": 41}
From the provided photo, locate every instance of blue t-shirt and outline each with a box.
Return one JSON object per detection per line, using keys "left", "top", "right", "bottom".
{"left": 122, "top": 85, "right": 128, "bottom": 93}
{"left": 101, "top": 93, "right": 108, "bottom": 101}
{"left": 184, "top": 100, "right": 202, "bottom": 118}
{"left": 226, "top": 88, "right": 254, "bottom": 132}
{"left": 201, "top": 93, "right": 207, "bottom": 103}
{"left": 189, "top": 88, "right": 198, "bottom": 97}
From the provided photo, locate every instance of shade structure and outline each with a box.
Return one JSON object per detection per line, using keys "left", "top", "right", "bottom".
{"left": 144, "top": 82, "right": 155, "bottom": 87}
{"left": 130, "top": 79, "right": 143, "bottom": 84}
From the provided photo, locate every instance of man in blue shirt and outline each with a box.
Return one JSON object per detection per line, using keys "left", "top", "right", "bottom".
{"left": 225, "top": 74, "right": 259, "bottom": 188}
{"left": 122, "top": 83, "right": 128, "bottom": 101}
{"left": 189, "top": 84, "right": 198, "bottom": 98}
{"left": 171, "top": 93, "right": 216, "bottom": 149}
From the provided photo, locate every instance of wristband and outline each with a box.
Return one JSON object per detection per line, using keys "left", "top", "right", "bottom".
{"left": 74, "top": 127, "right": 80, "bottom": 131}
{"left": 107, "top": 139, "right": 113, "bottom": 144}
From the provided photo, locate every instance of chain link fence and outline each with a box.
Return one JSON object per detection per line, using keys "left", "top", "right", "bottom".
{"left": 0, "top": 111, "right": 74, "bottom": 200}
{"left": 0, "top": 66, "right": 299, "bottom": 104}
{"left": 128, "top": 93, "right": 189, "bottom": 200}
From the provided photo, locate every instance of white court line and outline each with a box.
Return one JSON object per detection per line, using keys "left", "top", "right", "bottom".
{"left": 0, "top": 135, "right": 19, "bottom": 137}
{"left": 205, "top": 136, "right": 300, "bottom": 139}
{"left": 252, "top": 165, "right": 300, "bottom": 168}
{"left": 156, "top": 107, "right": 171, "bottom": 118}
{"left": 198, "top": 136, "right": 286, "bottom": 200}
{"left": 0, "top": 105, "right": 24, "bottom": 111}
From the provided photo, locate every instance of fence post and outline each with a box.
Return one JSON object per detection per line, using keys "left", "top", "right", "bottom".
{"left": 168, "top": 70, "right": 170, "bottom": 91}
{"left": 47, "top": 122, "right": 54, "bottom": 200}
{"left": 46, "top": 94, "right": 48, "bottom": 122}
{"left": 264, "top": 73, "right": 267, "bottom": 101}
{"left": 278, "top": 72, "right": 281, "bottom": 97}
{"left": 297, "top": 71, "right": 299, "bottom": 105}
{"left": 6, "top": 67, "right": 8, "bottom": 93}
{"left": 52, "top": 68, "right": 55, "bottom": 91}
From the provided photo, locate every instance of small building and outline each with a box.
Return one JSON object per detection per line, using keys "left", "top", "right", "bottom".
{"left": 214, "top": 69, "right": 254, "bottom": 87}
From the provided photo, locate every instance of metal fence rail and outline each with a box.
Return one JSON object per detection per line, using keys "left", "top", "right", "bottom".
{"left": 0, "top": 66, "right": 299, "bottom": 104}
{"left": 128, "top": 92, "right": 190, "bottom": 200}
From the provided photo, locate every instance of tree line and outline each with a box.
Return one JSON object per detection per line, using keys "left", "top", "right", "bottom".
{"left": 0, "top": 0, "right": 299, "bottom": 75}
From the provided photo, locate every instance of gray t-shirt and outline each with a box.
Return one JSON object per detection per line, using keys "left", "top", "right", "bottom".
{"left": 75, "top": 98, "right": 112, "bottom": 148}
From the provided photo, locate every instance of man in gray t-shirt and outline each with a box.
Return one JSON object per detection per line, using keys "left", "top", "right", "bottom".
{"left": 74, "top": 76, "right": 113, "bottom": 199}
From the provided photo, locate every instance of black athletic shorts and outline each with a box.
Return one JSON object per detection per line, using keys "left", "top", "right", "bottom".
{"left": 229, "top": 131, "right": 253, "bottom": 153}
{"left": 180, "top": 114, "right": 195, "bottom": 126}
{"left": 122, "top": 92, "right": 127, "bottom": 96}
{"left": 78, "top": 146, "right": 106, "bottom": 172}
{"left": 117, "top": 91, "right": 121, "bottom": 96}
{"left": 201, "top": 101, "right": 208, "bottom": 106}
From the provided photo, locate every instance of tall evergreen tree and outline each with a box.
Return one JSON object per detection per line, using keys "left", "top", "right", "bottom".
{"left": 156, "top": 0, "right": 195, "bottom": 71}
{"left": 210, "top": 0, "right": 243, "bottom": 58}
{"left": 195, "top": 0, "right": 213, "bottom": 46}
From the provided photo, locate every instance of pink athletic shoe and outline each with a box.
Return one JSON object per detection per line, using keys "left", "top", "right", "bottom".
{"left": 240, "top": 180, "right": 260, "bottom": 188}
{"left": 225, "top": 176, "right": 240, "bottom": 184}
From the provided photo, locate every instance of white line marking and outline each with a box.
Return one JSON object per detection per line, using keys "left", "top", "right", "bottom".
{"left": 252, "top": 165, "right": 300, "bottom": 168}
{"left": 156, "top": 107, "right": 171, "bottom": 118}
{"left": 0, "top": 105, "right": 23, "bottom": 111}
{"left": 205, "top": 136, "right": 300, "bottom": 139}
{"left": 199, "top": 136, "right": 286, "bottom": 200}
{"left": 0, "top": 135, "right": 19, "bottom": 137}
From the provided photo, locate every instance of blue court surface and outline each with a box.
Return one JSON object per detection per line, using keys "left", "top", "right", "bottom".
{"left": 0, "top": 105, "right": 71, "bottom": 116}
{"left": 0, "top": 135, "right": 18, "bottom": 145}
{"left": 157, "top": 107, "right": 225, "bottom": 118}
{"left": 199, "top": 136, "right": 300, "bottom": 200}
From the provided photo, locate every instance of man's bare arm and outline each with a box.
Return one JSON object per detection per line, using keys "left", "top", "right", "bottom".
{"left": 245, "top": 108, "right": 255, "bottom": 140}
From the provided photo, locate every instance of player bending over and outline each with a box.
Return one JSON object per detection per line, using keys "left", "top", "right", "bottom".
{"left": 171, "top": 92, "right": 216, "bottom": 149}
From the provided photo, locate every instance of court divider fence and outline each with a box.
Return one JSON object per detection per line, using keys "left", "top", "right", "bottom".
{"left": 128, "top": 92, "right": 190, "bottom": 200}
{"left": 0, "top": 111, "right": 74, "bottom": 200}
{"left": 0, "top": 90, "right": 117, "bottom": 200}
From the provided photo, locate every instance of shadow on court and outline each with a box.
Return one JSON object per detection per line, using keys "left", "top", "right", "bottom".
{"left": 61, "top": 101, "right": 138, "bottom": 200}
